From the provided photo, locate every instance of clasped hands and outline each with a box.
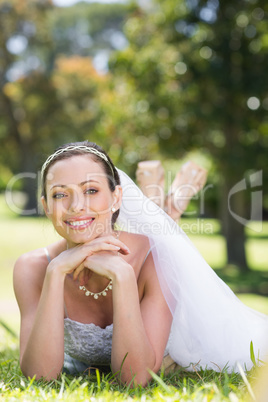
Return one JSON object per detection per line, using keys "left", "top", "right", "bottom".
{"left": 52, "top": 235, "right": 130, "bottom": 286}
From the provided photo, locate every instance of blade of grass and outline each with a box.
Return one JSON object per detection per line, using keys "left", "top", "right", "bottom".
{"left": 0, "top": 319, "right": 18, "bottom": 339}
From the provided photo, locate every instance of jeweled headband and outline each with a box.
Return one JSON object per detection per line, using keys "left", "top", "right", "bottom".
{"left": 41, "top": 145, "right": 114, "bottom": 179}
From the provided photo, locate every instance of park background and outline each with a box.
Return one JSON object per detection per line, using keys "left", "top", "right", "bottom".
{"left": 0, "top": 0, "right": 268, "bottom": 399}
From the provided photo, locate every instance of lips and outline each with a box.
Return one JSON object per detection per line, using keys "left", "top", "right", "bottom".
{"left": 65, "top": 218, "right": 95, "bottom": 229}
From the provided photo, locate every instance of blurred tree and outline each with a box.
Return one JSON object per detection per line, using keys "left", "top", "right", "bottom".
{"left": 0, "top": 0, "right": 56, "bottom": 211}
{"left": 48, "top": 2, "right": 132, "bottom": 62}
{"left": 108, "top": 0, "right": 268, "bottom": 270}
{"left": 0, "top": 0, "right": 132, "bottom": 212}
{"left": 1, "top": 55, "right": 111, "bottom": 213}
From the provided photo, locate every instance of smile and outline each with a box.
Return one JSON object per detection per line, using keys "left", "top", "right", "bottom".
{"left": 65, "top": 218, "right": 95, "bottom": 229}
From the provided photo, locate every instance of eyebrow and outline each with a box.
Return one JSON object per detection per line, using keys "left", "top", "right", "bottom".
{"left": 50, "top": 179, "right": 100, "bottom": 190}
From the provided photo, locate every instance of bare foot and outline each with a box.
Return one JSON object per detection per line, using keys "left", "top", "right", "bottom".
{"left": 164, "top": 161, "right": 207, "bottom": 220}
{"left": 136, "top": 160, "right": 165, "bottom": 208}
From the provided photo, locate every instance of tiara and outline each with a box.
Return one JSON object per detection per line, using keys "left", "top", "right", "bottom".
{"left": 41, "top": 145, "right": 114, "bottom": 179}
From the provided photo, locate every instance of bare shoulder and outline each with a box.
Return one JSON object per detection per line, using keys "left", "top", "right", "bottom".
{"left": 119, "top": 231, "right": 150, "bottom": 252}
{"left": 13, "top": 247, "right": 49, "bottom": 289}
{"left": 13, "top": 239, "right": 66, "bottom": 289}
{"left": 118, "top": 232, "right": 151, "bottom": 279}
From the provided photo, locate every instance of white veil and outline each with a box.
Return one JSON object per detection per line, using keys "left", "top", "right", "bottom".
{"left": 117, "top": 169, "right": 268, "bottom": 372}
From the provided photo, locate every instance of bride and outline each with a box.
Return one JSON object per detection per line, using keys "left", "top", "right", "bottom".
{"left": 13, "top": 140, "right": 268, "bottom": 385}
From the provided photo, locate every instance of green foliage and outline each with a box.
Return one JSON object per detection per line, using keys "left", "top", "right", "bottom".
{"left": 48, "top": 1, "right": 135, "bottom": 56}
{"left": 250, "top": 341, "right": 257, "bottom": 368}
{"left": 0, "top": 0, "right": 54, "bottom": 171}
{"left": 0, "top": 0, "right": 134, "bottom": 193}
{"left": 106, "top": 0, "right": 268, "bottom": 268}
{"left": 109, "top": 0, "right": 268, "bottom": 173}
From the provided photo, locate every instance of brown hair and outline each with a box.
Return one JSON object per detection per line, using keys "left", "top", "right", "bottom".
{"left": 41, "top": 141, "right": 120, "bottom": 226}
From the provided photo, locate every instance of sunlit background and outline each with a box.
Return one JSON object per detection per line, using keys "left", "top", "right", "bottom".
{"left": 0, "top": 0, "right": 268, "bottom": 334}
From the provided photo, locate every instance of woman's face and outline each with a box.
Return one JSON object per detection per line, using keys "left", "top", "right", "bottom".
{"left": 42, "top": 155, "right": 121, "bottom": 247}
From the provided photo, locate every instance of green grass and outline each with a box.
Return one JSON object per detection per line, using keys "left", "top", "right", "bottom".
{"left": 0, "top": 197, "right": 267, "bottom": 400}
{"left": 0, "top": 326, "right": 252, "bottom": 401}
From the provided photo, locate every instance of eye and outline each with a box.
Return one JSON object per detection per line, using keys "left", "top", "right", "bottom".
{"left": 85, "top": 188, "right": 98, "bottom": 195}
{"left": 52, "top": 193, "right": 66, "bottom": 199}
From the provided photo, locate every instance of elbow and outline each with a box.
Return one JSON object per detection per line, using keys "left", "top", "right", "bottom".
{"left": 20, "top": 360, "right": 62, "bottom": 381}
{"left": 133, "top": 371, "right": 154, "bottom": 388}
{"left": 117, "top": 370, "right": 153, "bottom": 388}
{"left": 20, "top": 350, "right": 64, "bottom": 381}
{"left": 136, "top": 364, "right": 162, "bottom": 387}
{"left": 114, "top": 364, "right": 158, "bottom": 388}
{"left": 112, "top": 351, "right": 159, "bottom": 387}
{"left": 21, "top": 367, "right": 62, "bottom": 381}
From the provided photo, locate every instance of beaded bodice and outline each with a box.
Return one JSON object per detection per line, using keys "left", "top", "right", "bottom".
{"left": 64, "top": 318, "right": 113, "bottom": 366}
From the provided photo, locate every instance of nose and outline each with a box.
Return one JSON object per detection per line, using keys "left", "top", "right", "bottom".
{"left": 69, "top": 189, "right": 86, "bottom": 213}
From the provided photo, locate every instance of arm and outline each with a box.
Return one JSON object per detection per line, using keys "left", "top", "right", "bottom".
{"left": 82, "top": 249, "right": 172, "bottom": 386}
{"left": 111, "top": 252, "right": 172, "bottom": 386}
{"left": 14, "top": 252, "right": 66, "bottom": 380}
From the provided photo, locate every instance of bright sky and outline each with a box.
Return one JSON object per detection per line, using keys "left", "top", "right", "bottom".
{"left": 53, "top": 0, "right": 126, "bottom": 6}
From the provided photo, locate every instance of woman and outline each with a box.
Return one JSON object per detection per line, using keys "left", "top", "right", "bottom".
{"left": 13, "top": 141, "right": 268, "bottom": 385}
{"left": 14, "top": 141, "right": 172, "bottom": 385}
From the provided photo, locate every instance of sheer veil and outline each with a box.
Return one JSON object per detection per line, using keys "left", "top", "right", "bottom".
{"left": 117, "top": 169, "right": 268, "bottom": 372}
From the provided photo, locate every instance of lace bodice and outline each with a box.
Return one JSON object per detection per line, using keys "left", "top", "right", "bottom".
{"left": 64, "top": 318, "right": 113, "bottom": 366}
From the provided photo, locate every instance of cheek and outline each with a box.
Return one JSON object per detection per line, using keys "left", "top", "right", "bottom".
{"left": 90, "top": 195, "right": 113, "bottom": 215}
{"left": 47, "top": 200, "right": 67, "bottom": 219}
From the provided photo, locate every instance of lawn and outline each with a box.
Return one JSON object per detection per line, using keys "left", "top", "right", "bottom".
{"left": 0, "top": 195, "right": 267, "bottom": 401}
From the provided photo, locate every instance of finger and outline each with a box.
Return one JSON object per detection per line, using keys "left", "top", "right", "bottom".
{"left": 83, "top": 269, "right": 90, "bottom": 286}
{"left": 73, "top": 263, "right": 85, "bottom": 282}
{"left": 78, "top": 268, "right": 89, "bottom": 287}
{"left": 109, "top": 239, "right": 130, "bottom": 255}
{"left": 78, "top": 269, "right": 84, "bottom": 286}
{"left": 83, "top": 238, "right": 130, "bottom": 255}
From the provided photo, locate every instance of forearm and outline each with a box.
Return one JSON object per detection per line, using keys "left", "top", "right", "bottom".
{"left": 20, "top": 267, "right": 65, "bottom": 380}
{"left": 111, "top": 267, "right": 155, "bottom": 386}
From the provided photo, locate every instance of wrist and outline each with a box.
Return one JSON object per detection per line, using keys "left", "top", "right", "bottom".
{"left": 46, "top": 261, "right": 66, "bottom": 283}
{"left": 111, "top": 262, "right": 135, "bottom": 284}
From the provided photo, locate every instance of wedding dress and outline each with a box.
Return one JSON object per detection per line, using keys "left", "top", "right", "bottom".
{"left": 117, "top": 169, "right": 268, "bottom": 372}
